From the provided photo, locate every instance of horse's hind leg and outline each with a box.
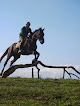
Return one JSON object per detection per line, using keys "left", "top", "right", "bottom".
{"left": 0, "top": 54, "right": 11, "bottom": 76}
{"left": 10, "top": 55, "right": 20, "bottom": 66}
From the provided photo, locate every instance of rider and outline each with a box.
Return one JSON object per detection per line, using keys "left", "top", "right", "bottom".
{"left": 18, "top": 22, "right": 32, "bottom": 53}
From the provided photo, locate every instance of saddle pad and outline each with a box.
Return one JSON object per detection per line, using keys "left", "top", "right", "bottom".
{"left": 16, "top": 41, "right": 21, "bottom": 49}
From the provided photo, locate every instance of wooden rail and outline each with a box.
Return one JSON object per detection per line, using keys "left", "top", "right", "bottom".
{"left": 2, "top": 61, "right": 80, "bottom": 79}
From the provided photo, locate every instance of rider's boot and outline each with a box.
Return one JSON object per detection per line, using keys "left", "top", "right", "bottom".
{"left": 18, "top": 43, "right": 23, "bottom": 53}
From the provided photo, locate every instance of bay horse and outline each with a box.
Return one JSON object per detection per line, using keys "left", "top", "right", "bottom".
{"left": 0, "top": 28, "right": 45, "bottom": 76}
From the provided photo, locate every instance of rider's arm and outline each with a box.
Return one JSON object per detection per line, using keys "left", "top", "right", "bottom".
{"left": 29, "top": 28, "right": 32, "bottom": 34}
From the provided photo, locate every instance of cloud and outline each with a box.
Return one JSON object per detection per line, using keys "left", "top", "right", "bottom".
{"left": 39, "top": 68, "right": 63, "bottom": 79}
{"left": 8, "top": 67, "right": 63, "bottom": 79}
{"left": 9, "top": 68, "right": 33, "bottom": 78}
{"left": 74, "top": 65, "right": 80, "bottom": 71}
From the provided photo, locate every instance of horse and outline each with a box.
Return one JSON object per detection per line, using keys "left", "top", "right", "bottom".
{"left": 0, "top": 28, "right": 45, "bottom": 76}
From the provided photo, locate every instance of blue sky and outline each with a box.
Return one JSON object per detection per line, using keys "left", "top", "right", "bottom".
{"left": 0, "top": 0, "right": 80, "bottom": 78}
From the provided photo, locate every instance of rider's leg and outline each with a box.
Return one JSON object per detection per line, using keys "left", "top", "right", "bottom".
{"left": 18, "top": 36, "right": 24, "bottom": 53}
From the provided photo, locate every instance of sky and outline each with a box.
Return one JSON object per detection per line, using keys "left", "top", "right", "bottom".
{"left": 0, "top": 0, "right": 80, "bottom": 78}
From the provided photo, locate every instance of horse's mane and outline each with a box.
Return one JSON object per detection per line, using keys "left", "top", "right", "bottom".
{"left": 28, "top": 28, "right": 42, "bottom": 38}
{"left": 32, "top": 27, "right": 42, "bottom": 35}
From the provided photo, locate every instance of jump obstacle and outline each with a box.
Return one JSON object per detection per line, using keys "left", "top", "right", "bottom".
{"left": 2, "top": 61, "right": 80, "bottom": 79}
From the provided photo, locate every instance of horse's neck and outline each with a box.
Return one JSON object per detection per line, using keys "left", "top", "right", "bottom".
{"left": 32, "top": 30, "right": 39, "bottom": 39}
{"left": 24, "top": 30, "right": 38, "bottom": 46}
{"left": 31, "top": 37, "right": 37, "bottom": 45}
{"left": 24, "top": 35, "right": 37, "bottom": 46}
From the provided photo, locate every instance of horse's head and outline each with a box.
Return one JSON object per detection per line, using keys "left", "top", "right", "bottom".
{"left": 32, "top": 28, "right": 45, "bottom": 44}
{"left": 39, "top": 28, "right": 45, "bottom": 44}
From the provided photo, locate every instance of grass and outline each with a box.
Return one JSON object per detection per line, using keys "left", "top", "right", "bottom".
{"left": 0, "top": 78, "right": 80, "bottom": 106}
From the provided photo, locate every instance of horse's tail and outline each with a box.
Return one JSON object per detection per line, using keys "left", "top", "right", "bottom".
{"left": 0, "top": 48, "right": 9, "bottom": 63}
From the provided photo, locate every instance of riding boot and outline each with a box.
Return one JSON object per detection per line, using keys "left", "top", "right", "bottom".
{"left": 18, "top": 43, "right": 23, "bottom": 53}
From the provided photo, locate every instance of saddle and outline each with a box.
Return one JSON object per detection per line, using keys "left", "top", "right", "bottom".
{"left": 16, "top": 37, "right": 29, "bottom": 49}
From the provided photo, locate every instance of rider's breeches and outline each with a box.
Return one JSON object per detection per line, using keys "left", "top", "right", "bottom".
{"left": 19, "top": 36, "right": 24, "bottom": 49}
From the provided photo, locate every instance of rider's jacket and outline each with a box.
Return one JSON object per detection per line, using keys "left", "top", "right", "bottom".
{"left": 19, "top": 26, "right": 32, "bottom": 38}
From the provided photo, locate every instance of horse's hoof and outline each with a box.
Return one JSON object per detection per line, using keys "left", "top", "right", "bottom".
{"left": 32, "top": 59, "right": 37, "bottom": 64}
{"left": 0, "top": 73, "right": 2, "bottom": 76}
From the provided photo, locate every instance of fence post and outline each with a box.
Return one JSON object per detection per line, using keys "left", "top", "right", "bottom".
{"left": 63, "top": 68, "right": 65, "bottom": 79}
{"left": 38, "top": 69, "right": 40, "bottom": 78}
{"left": 32, "top": 68, "right": 34, "bottom": 78}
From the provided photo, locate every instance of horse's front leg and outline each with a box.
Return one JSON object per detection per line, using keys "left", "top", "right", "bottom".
{"left": 32, "top": 51, "right": 40, "bottom": 64}
{"left": 35, "top": 51, "right": 40, "bottom": 61}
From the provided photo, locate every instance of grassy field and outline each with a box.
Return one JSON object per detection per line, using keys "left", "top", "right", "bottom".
{"left": 0, "top": 78, "right": 80, "bottom": 106}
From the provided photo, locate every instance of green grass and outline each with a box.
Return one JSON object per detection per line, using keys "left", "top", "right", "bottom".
{"left": 0, "top": 78, "right": 80, "bottom": 106}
